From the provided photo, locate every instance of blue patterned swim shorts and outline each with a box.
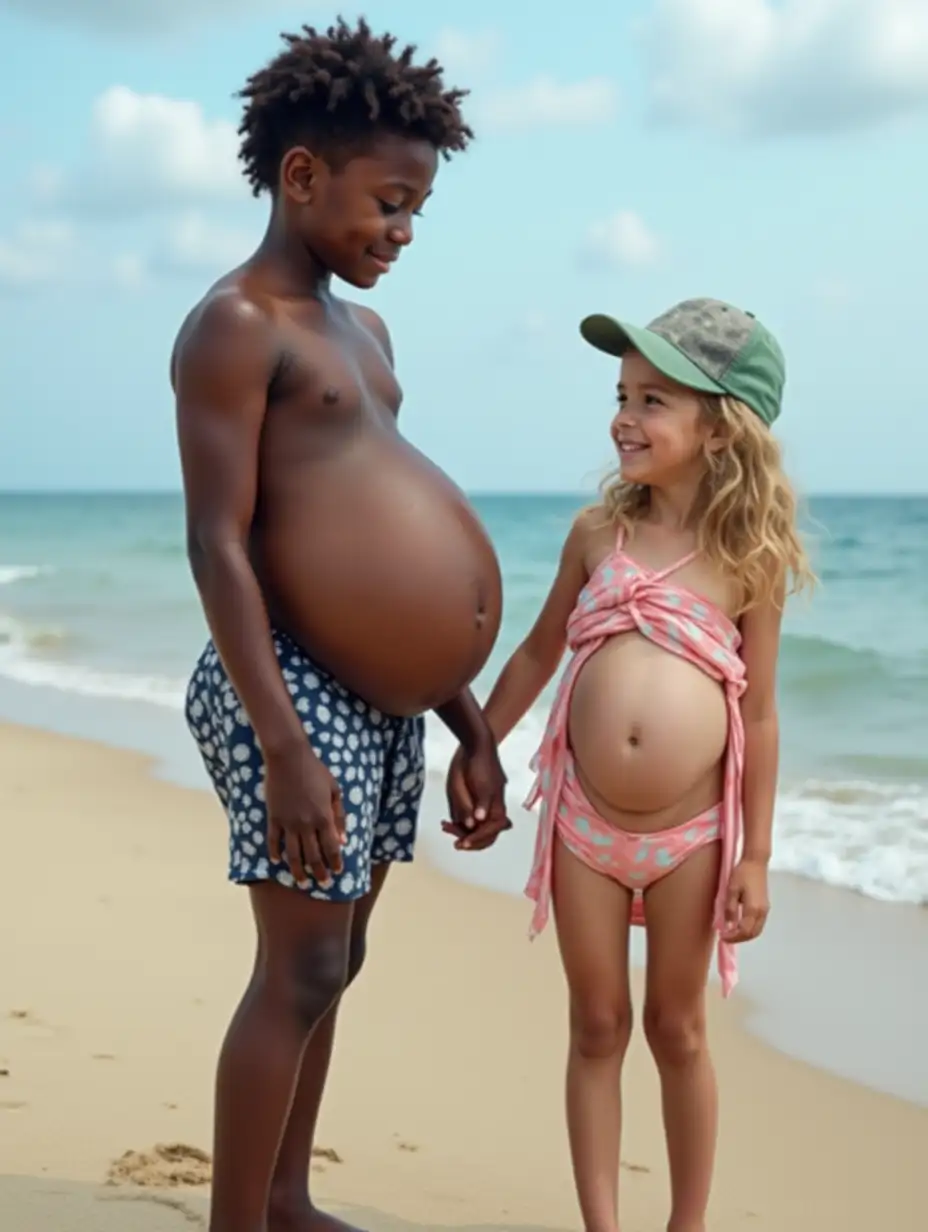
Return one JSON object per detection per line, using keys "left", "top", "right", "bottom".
{"left": 185, "top": 631, "right": 425, "bottom": 902}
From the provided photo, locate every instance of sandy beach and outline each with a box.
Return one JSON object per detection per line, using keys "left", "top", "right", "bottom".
{"left": 1, "top": 721, "right": 926, "bottom": 1231}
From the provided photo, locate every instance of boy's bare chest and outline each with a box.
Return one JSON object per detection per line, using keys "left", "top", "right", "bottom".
{"left": 269, "top": 312, "right": 402, "bottom": 429}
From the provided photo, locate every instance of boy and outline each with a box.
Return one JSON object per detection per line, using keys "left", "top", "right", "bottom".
{"left": 171, "top": 19, "right": 509, "bottom": 1232}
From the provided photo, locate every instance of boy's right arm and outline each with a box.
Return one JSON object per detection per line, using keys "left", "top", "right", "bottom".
{"left": 174, "top": 295, "right": 305, "bottom": 756}
{"left": 173, "top": 294, "right": 344, "bottom": 887}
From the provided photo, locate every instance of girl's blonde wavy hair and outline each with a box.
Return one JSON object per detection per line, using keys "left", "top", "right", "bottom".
{"left": 600, "top": 394, "right": 816, "bottom": 614}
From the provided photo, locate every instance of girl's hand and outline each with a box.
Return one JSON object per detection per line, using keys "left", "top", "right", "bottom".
{"left": 723, "top": 858, "right": 770, "bottom": 943}
{"left": 442, "top": 743, "right": 511, "bottom": 851}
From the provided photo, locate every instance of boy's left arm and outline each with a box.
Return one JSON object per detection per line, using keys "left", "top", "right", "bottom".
{"left": 434, "top": 690, "right": 510, "bottom": 849}
{"left": 354, "top": 312, "right": 510, "bottom": 849}
{"left": 726, "top": 584, "right": 785, "bottom": 942}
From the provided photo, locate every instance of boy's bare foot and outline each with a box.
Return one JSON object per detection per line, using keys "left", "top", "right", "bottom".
{"left": 267, "top": 1197, "right": 365, "bottom": 1232}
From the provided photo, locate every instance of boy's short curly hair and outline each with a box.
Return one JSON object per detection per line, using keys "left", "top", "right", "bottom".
{"left": 236, "top": 16, "right": 474, "bottom": 196}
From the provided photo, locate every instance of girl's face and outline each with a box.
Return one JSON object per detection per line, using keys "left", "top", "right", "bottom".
{"left": 610, "top": 350, "right": 718, "bottom": 485}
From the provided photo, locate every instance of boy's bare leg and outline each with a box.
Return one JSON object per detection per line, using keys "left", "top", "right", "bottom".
{"left": 267, "top": 866, "right": 390, "bottom": 1232}
{"left": 208, "top": 883, "right": 353, "bottom": 1232}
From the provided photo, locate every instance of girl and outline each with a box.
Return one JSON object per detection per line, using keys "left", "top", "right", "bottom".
{"left": 446, "top": 298, "right": 814, "bottom": 1232}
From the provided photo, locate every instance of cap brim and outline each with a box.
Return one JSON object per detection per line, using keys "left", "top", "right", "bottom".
{"left": 579, "top": 314, "right": 727, "bottom": 396}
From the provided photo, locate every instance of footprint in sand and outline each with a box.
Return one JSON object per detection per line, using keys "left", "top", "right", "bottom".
{"left": 309, "top": 1145, "right": 343, "bottom": 1173}
{"left": 396, "top": 1141, "right": 420, "bottom": 1153}
{"left": 106, "top": 1143, "right": 212, "bottom": 1188}
{"left": 0, "top": 1100, "right": 28, "bottom": 1111}
{"left": 311, "top": 1146, "right": 343, "bottom": 1164}
{"left": 620, "top": 1160, "right": 651, "bottom": 1174}
{"left": 8, "top": 1009, "right": 59, "bottom": 1040}
{"left": 308, "top": 1143, "right": 345, "bottom": 1172}
{"left": 99, "top": 1190, "right": 206, "bottom": 1227}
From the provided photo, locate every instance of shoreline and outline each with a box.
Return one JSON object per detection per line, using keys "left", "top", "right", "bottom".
{"left": 0, "top": 676, "right": 927, "bottom": 1108}
{"left": 1, "top": 721, "right": 927, "bottom": 1231}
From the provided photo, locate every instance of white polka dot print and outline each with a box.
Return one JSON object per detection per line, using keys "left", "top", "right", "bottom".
{"left": 185, "top": 629, "right": 425, "bottom": 906}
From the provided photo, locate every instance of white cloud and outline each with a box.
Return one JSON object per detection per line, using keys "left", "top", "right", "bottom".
{"left": 108, "top": 213, "right": 258, "bottom": 288}
{"left": 502, "top": 311, "right": 555, "bottom": 347}
{"left": 645, "top": 0, "right": 928, "bottom": 136}
{"left": 483, "top": 311, "right": 557, "bottom": 365}
{"left": 811, "top": 275, "right": 857, "bottom": 308}
{"left": 582, "top": 211, "right": 662, "bottom": 268}
{"left": 515, "top": 311, "right": 552, "bottom": 340}
{"left": 476, "top": 76, "right": 618, "bottom": 132}
{"left": 432, "top": 28, "right": 502, "bottom": 80}
{"left": 0, "top": 0, "right": 298, "bottom": 35}
{"left": 0, "top": 220, "right": 74, "bottom": 289}
{"left": 156, "top": 213, "right": 257, "bottom": 276}
{"left": 110, "top": 254, "right": 148, "bottom": 291}
{"left": 0, "top": 207, "right": 256, "bottom": 294}
{"left": 39, "top": 86, "right": 244, "bottom": 216}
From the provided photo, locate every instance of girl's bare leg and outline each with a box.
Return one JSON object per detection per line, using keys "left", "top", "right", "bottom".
{"left": 553, "top": 839, "right": 634, "bottom": 1232}
{"left": 642, "top": 843, "right": 721, "bottom": 1232}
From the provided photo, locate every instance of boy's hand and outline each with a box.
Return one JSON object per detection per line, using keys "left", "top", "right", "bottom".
{"left": 723, "top": 857, "right": 770, "bottom": 943}
{"left": 442, "top": 742, "right": 511, "bottom": 851}
{"left": 265, "top": 745, "right": 346, "bottom": 890}
{"left": 444, "top": 747, "right": 472, "bottom": 840}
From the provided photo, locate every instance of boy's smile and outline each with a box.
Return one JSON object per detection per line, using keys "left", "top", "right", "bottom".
{"left": 365, "top": 248, "right": 399, "bottom": 275}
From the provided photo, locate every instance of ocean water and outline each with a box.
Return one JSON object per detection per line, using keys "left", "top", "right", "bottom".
{"left": 1, "top": 491, "right": 927, "bottom": 907}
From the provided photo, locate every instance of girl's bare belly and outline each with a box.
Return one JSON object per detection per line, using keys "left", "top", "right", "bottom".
{"left": 567, "top": 632, "right": 728, "bottom": 833}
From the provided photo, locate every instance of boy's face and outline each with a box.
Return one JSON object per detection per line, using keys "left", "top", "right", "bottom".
{"left": 281, "top": 131, "right": 438, "bottom": 288}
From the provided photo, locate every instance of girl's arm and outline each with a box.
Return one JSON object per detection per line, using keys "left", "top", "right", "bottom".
{"left": 443, "top": 511, "right": 592, "bottom": 845}
{"left": 482, "top": 511, "right": 592, "bottom": 743}
{"left": 724, "top": 578, "right": 785, "bottom": 942}
{"left": 737, "top": 579, "right": 786, "bottom": 865}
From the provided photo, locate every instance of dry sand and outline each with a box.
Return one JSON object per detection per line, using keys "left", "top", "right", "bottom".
{"left": 0, "top": 722, "right": 925, "bottom": 1230}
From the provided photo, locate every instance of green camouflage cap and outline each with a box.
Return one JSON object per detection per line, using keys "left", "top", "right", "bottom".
{"left": 579, "top": 297, "right": 785, "bottom": 426}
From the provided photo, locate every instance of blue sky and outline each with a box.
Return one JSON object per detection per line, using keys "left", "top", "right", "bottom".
{"left": 1, "top": 0, "right": 927, "bottom": 495}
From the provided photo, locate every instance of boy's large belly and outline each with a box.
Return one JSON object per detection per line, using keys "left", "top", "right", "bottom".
{"left": 568, "top": 633, "right": 728, "bottom": 826}
{"left": 254, "top": 434, "right": 502, "bottom": 717}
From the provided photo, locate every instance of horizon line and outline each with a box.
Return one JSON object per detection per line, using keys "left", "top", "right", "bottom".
{"left": 1, "top": 487, "right": 927, "bottom": 501}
